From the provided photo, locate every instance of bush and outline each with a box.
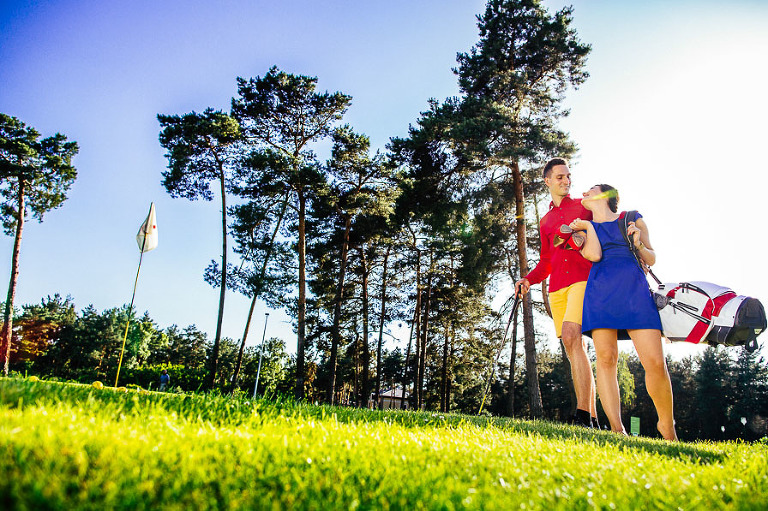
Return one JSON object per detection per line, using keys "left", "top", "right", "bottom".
{"left": 116, "top": 364, "right": 207, "bottom": 392}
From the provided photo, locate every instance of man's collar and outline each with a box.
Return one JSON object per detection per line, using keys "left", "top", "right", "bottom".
{"left": 549, "top": 194, "right": 573, "bottom": 210}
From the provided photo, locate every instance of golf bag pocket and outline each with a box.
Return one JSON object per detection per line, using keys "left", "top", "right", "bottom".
{"left": 654, "top": 281, "right": 766, "bottom": 351}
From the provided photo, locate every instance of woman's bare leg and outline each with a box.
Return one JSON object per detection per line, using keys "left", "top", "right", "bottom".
{"left": 629, "top": 329, "right": 677, "bottom": 441}
{"left": 592, "top": 329, "right": 626, "bottom": 434}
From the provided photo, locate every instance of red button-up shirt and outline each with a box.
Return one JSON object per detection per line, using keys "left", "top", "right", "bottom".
{"left": 525, "top": 195, "right": 593, "bottom": 293}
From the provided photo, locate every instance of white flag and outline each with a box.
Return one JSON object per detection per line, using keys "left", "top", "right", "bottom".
{"left": 136, "top": 203, "right": 158, "bottom": 252}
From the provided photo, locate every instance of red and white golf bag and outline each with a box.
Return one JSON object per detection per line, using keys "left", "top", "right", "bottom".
{"left": 620, "top": 211, "right": 766, "bottom": 351}
{"left": 653, "top": 282, "right": 767, "bottom": 351}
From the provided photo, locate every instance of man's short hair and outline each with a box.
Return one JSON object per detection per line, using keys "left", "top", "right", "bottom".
{"left": 543, "top": 157, "right": 569, "bottom": 179}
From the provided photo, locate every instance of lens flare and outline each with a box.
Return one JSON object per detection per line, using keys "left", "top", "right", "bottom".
{"left": 589, "top": 189, "right": 618, "bottom": 201}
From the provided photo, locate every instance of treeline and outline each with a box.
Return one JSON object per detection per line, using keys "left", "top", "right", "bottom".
{"left": 487, "top": 344, "right": 768, "bottom": 441}
{"left": 3, "top": 295, "right": 290, "bottom": 395}
{"left": 625, "top": 347, "right": 768, "bottom": 441}
{"left": 6, "top": 294, "right": 767, "bottom": 441}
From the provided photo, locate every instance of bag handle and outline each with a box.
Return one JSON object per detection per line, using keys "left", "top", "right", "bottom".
{"left": 621, "top": 210, "right": 662, "bottom": 287}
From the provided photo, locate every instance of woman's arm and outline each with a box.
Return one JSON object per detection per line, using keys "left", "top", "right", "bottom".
{"left": 629, "top": 217, "right": 656, "bottom": 266}
{"left": 570, "top": 218, "right": 602, "bottom": 262}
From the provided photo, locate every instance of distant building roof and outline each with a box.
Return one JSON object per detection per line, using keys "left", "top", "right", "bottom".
{"left": 379, "top": 386, "right": 409, "bottom": 399}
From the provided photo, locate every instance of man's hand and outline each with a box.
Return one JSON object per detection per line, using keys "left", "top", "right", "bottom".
{"left": 514, "top": 278, "right": 530, "bottom": 297}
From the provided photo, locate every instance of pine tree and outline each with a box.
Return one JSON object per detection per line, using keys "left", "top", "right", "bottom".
{"left": 453, "top": 0, "right": 590, "bottom": 417}
{"left": 730, "top": 347, "right": 768, "bottom": 440}
{"left": 0, "top": 114, "right": 78, "bottom": 375}
{"left": 322, "top": 126, "right": 391, "bottom": 404}
{"left": 232, "top": 67, "right": 351, "bottom": 400}
{"left": 695, "top": 347, "right": 733, "bottom": 440}
{"left": 158, "top": 108, "right": 241, "bottom": 388}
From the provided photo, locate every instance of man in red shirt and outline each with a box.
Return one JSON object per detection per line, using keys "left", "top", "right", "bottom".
{"left": 514, "top": 158, "right": 597, "bottom": 427}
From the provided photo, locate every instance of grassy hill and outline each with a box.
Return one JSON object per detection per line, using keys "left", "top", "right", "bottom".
{"left": 1, "top": 377, "right": 766, "bottom": 510}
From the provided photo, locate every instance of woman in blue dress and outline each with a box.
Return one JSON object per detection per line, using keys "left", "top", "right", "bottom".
{"left": 569, "top": 184, "right": 677, "bottom": 441}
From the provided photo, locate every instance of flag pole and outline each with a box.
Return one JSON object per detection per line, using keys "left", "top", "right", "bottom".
{"left": 114, "top": 202, "right": 156, "bottom": 388}
{"left": 114, "top": 234, "right": 147, "bottom": 387}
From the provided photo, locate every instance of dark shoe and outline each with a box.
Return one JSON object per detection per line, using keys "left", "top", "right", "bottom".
{"left": 572, "top": 409, "right": 593, "bottom": 428}
{"left": 591, "top": 416, "right": 600, "bottom": 429}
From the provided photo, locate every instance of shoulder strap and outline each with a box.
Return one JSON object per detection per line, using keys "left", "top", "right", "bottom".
{"left": 621, "top": 210, "right": 662, "bottom": 286}
{"left": 620, "top": 210, "right": 636, "bottom": 252}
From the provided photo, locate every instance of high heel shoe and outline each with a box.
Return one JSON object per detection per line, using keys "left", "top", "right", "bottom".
{"left": 554, "top": 224, "right": 585, "bottom": 251}
{"left": 567, "top": 231, "right": 585, "bottom": 250}
{"left": 553, "top": 224, "right": 572, "bottom": 248}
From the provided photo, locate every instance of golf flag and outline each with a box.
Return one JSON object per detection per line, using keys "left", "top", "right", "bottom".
{"left": 136, "top": 203, "right": 158, "bottom": 252}
{"left": 117, "top": 202, "right": 157, "bottom": 386}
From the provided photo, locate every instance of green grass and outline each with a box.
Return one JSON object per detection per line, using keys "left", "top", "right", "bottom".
{"left": 2, "top": 377, "right": 767, "bottom": 510}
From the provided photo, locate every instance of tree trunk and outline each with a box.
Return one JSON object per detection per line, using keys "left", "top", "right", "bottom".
{"left": 412, "top": 251, "right": 422, "bottom": 406}
{"left": 507, "top": 305, "right": 519, "bottom": 416}
{"left": 512, "top": 161, "right": 543, "bottom": 417}
{"left": 441, "top": 321, "right": 450, "bottom": 412}
{"left": 353, "top": 328, "right": 360, "bottom": 405}
{"left": 440, "top": 254, "right": 456, "bottom": 413}
{"left": 559, "top": 330, "right": 577, "bottom": 420}
{"left": 541, "top": 279, "right": 553, "bottom": 318}
{"left": 2, "top": 180, "right": 25, "bottom": 376}
{"left": 230, "top": 195, "right": 288, "bottom": 393}
{"left": 360, "top": 245, "right": 371, "bottom": 407}
{"left": 295, "top": 189, "right": 307, "bottom": 400}
{"left": 418, "top": 253, "right": 433, "bottom": 410}
{"left": 376, "top": 245, "right": 391, "bottom": 408}
{"left": 448, "top": 330, "right": 455, "bottom": 411}
{"left": 402, "top": 288, "right": 419, "bottom": 410}
{"left": 231, "top": 297, "right": 256, "bottom": 393}
{"left": 328, "top": 214, "right": 353, "bottom": 404}
{"left": 207, "top": 171, "right": 228, "bottom": 388}
{"left": 542, "top": 278, "right": 575, "bottom": 418}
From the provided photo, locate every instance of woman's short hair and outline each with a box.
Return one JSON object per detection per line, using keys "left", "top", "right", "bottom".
{"left": 543, "top": 157, "right": 568, "bottom": 178}
{"left": 596, "top": 183, "right": 619, "bottom": 213}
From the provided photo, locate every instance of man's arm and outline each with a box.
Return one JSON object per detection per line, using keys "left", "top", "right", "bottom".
{"left": 523, "top": 225, "right": 552, "bottom": 286}
{"left": 515, "top": 224, "right": 551, "bottom": 295}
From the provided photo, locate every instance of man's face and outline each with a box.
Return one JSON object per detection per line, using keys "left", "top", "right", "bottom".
{"left": 544, "top": 164, "right": 571, "bottom": 197}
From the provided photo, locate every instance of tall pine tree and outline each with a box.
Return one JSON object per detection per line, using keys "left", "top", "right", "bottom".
{"left": 232, "top": 67, "right": 351, "bottom": 400}
{"left": 453, "top": 0, "right": 590, "bottom": 416}
{"left": 0, "top": 114, "right": 78, "bottom": 375}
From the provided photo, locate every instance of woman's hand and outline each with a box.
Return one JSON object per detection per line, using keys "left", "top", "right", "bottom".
{"left": 569, "top": 218, "right": 590, "bottom": 231}
{"left": 627, "top": 221, "right": 642, "bottom": 248}
{"left": 630, "top": 218, "right": 656, "bottom": 267}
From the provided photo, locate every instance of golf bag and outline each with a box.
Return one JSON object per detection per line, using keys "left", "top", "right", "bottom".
{"left": 621, "top": 211, "right": 766, "bottom": 351}
{"left": 653, "top": 281, "right": 766, "bottom": 351}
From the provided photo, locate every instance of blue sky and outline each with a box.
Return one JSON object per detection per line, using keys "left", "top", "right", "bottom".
{"left": 2, "top": 0, "right": 767, "bottom": 358}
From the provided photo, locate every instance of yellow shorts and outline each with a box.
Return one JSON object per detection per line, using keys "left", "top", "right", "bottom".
{"left": 548, "top": 281, "right": 587, "bottom": 338}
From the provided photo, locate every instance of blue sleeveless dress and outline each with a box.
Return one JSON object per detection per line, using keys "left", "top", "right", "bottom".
{"left": 581, "top": 212, "right": 662, "bottom": 339}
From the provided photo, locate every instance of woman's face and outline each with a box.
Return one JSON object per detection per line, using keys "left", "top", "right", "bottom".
{"left": 581, "top": 185, "right": 603, "bottom": 210}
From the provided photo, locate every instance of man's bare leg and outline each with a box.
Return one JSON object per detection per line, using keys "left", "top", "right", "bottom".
{"left": 561, "top": 321, "right": 596, "bottom": 421}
